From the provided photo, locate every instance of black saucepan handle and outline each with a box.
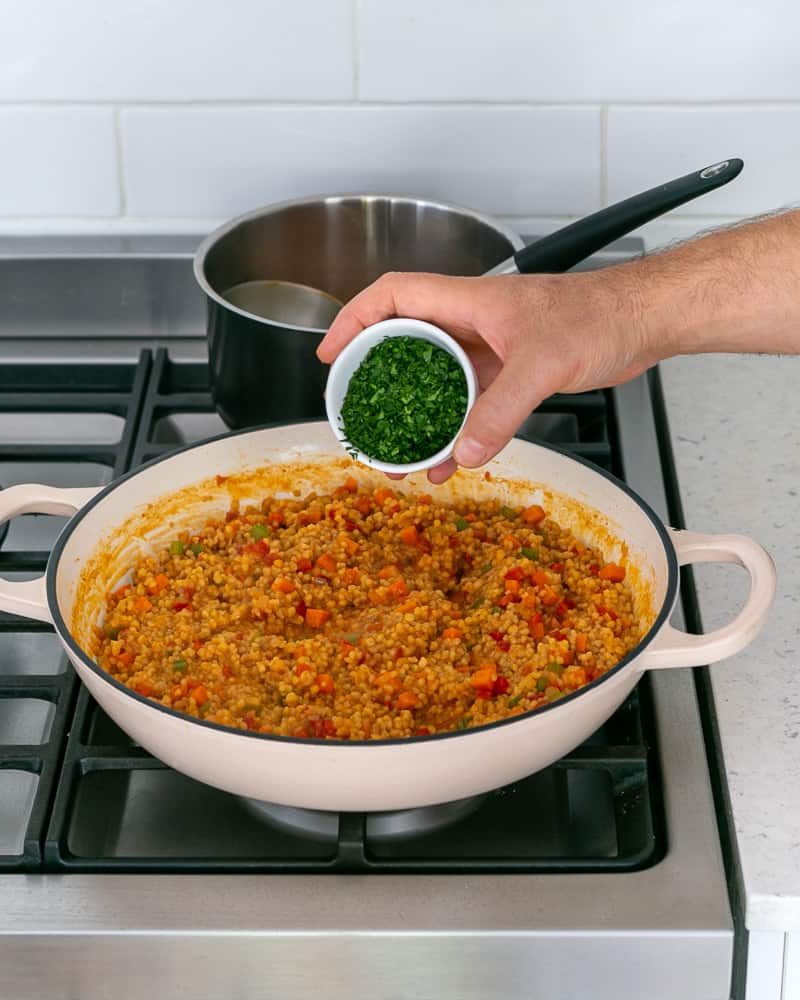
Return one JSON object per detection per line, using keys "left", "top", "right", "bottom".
{"left": 487, "top": 158, "right": 743, "bottom": 276}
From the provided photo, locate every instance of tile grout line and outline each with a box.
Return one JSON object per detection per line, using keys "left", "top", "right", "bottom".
{"left": 599, "top": 106, "right": 608, "bottom": 207}
{"left": 352, "top": 0, "right": 360, "bottom": 100}
{"left": 113, "top": 106, "right": 127, "bottom": 217}
{"left": 3, "top": 98, "right": 800, "bottom": 109}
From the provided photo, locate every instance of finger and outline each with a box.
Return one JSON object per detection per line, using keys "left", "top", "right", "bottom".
{"left": 317, "top": 272, "right": 479, "bottom": 363}
{"left": 427, "top": 458, "right": 458, "bottom": 486}
{"left": 453, "top": 352, "right": 555, "bottom": 469}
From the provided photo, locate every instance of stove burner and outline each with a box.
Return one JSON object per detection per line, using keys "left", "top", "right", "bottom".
{"left": 241, "top": 794, "right": 488, "bottom": 844}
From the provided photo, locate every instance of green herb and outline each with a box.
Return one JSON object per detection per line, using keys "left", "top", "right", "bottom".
{"left": 458, "top": 715, "right": 472, "bottom": 730}
{"left": 169, "top": 540, "right": 185, "bottom": 556}
{"left": 477, "top": 562, "right": 493, "bottom": 576}
{"left": 548, "top": 661, "right": 564, "bottom": 676}
{"left": 490, "top": 606, "right": 503, "bottom": 615}
{"left": 536, "top": 675, "right": 550, "bottom": 692}
{"left": 190, "top": 542, "right": 204, "bottom": 556}
{"left": 546, "top": 688, "right": 563, "bottom": 702}
{"left": 250, "top": 523, "right": 269, "bottom": 541}
{"left": 508, "top": 695, "right": 522, "bottom": 707}
{"left": 470, "top": 596, "right": 484, "bottom": 610}
{"left": 340, "top": 336, "right": 468, "bottom": 464}
{"left": 499, "top": 505, "right": 518, "bottom": 519}
{"left": 521, "top": 547, "right": 539, "bottom": 561}
{"left": 173, "top": 659, "right": 187, "bottom": 672}
{"left": 104, "top": 625, "right": 119, "bottom": 640}
{"left": 455, "top": 516, "right": 469, "bottom": 532}
{"left": 344, "top": 632, "right": 361, "bottom": 644}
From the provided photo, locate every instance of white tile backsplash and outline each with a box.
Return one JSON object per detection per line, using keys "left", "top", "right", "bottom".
{"left": 121, "top": 106, "right": 600, "bottom": 219}
{"left": 0, "top": 2, "right": 798, "bottom": 233}
{"left": 0, "top": 0, "right": 354, "bottom": 101}
{"left": 358, "top": 0, "right": 800, "bottom": 102}
{"left": 0, "top": 108, "right": 118, "bottom": 217}
{"left": 607, "top": 107, "right": 800, "bottom": 216}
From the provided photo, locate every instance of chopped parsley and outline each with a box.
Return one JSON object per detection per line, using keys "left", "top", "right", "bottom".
{"left": 340, "top": 336, "right": 468, "bottom": 464}
{"left": 250, "top": 524, "right": 269, "bottom": 541}
{"left": 455, "top": 516, "right": 470, "bottom": 532}
{"left": 520, "top": 547, "right": 538, "bottom": 561}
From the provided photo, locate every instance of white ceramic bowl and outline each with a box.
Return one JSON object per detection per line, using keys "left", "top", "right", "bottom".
{"left": 324, "top": 317, "right": 478, "bottom": 474}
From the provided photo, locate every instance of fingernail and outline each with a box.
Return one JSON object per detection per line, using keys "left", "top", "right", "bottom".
{"left": 454, "top": 436, "right": 489, "bottom": 468}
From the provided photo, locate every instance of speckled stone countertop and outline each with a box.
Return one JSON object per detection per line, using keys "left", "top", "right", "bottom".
{"left": 660, "top": 353, "right": 800, "bottom": 932}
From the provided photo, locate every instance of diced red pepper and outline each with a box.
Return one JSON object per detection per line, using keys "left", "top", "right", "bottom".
{"left": 295, "top": 599, "right": 308, "bottom": 619}
{"left": 296, "top": 557, "right": 313, "bottom": 572}
{"left": 549, "top": 562, "right": 564, "bottom": 573}
{"left": 504, "top": 567, "right": 525, "bottom": 581}
{"left": 492, "top": 675, "right": 511, "bottom": 696}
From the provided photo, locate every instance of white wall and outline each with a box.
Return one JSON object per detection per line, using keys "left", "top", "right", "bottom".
{"left": 1, "top": 0, "right": 798, "bottom": 247}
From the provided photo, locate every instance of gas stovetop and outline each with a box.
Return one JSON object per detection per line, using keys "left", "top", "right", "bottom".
{"left": 0, "top": 242, "right": 735, "bottom": 1000}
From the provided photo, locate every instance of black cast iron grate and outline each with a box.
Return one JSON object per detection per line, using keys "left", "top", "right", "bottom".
{"left": 42, "top": 349, "right": 662, "bottom": 873}
{"left": 0, "top": 354, "right": 151, "bottom": 870}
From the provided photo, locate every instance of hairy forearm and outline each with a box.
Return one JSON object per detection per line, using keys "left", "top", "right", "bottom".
{"left": 619, "top": 210, "right": 800, "bottom": 359}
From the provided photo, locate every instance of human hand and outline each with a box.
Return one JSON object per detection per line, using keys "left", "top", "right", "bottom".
{"left": 317, "top": 268, "right": 660, "bottom": 484}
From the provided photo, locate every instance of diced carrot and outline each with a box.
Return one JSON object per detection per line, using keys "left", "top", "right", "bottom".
{"left": 315, "top": 553, "right": 337, "bottom": 574}
{"left": 116, "top": 650, "right": 135, "bottom": 666}
{"left": 147, "top": 573, "right": 170, "bottom": 595}
{"left": 387, "top": 578, "right": 409, "bottom": 600}
{"left": 470, "top": 664, "right": 498, "bottom": 689}
{"left": 192, "top": 685, "right": 209, "bottom": 706}
{"left": 502, "top": 534, "right": 521, "bottom": 549}
{"left": 530, "top": 619, "right": 546, "bottom": 640}
{"left": 135, "top": 680, "right": 154, "bottom": 696}
{"left": 268, "top": 511, "right": 285, "bottom": 527}
{"left": 343, "top": 568, "right": 360, "bottom": 585}
{"left": 369, "top": 588, "right": 388, "bottom": 605}
{"left": 355, "top": 496, "right": 373, "bottom": 516}
{"left": 295, "top": 661, "right": 313, "bottom": 675}
{"left": 343, "top": 476, "right": 358, "bottom": 492}
{"left": 531, "top": 569, "right": 550, "bottom": 587}
{"left": 441, "top": 627, "right": 462, "bottom": 640}
{"left": 296, "top": 557, "right": 313, "bottom": 572}
{"left": 398, "top": 600, "right": 417, "bottom": 614}
{"left": 497, "top": 593, "right": 521, "bottom": 608}
{"left": 341, "top": 535, "right": 360, "bottom": 556}
{"left": 113, "top": 584, "right": 131, "bottom": 600}
{"left": 133, "top": 596, "right": 152, "bottom": 614}
{"left": 374, "top": 487, "right": 395, "bottom": 505}
{"left": 396, "top": 690, "right": 420, "bottom": 710}
{"left": 540, "top": 586, "right": 559, "bottom": 606}
{"left": 417, "top": 494, "right": 432, "bottom": 505}
{"left": 521, "top": 504, "right": 546, "bottom": 525}
{"left": 575, "top": 634, "right": 588, "bottom": 653}
{"left": 598, "top": 563, "right": 626, "bottom": 582}
{"left": 399, "top": 525, "right": 420, "bottom": 546}
{"left": 504, "top": 567, "right": 525, "bottom": 581}
{"left": 315, "top": 673, "right": 335, "bottom": 694}
{"left": 378, "top": 564, "right": 400, "bottom": 579}
{"left": 305, "top": 607, "right": 331, "bottom": 628}
{"left": 504, "top": 579, "right": 521, "bottom": 594}
{"left": 272, "top": 577, "right": 296, "bottom": 595}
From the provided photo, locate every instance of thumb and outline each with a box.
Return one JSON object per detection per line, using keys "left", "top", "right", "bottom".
{"left": 453, "top": 352, "right": 550, "bottom": 468}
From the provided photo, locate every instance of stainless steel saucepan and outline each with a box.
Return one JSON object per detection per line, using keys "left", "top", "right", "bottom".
{"left": 0, "top": 420, "right": 774, "bottom": 812}
{"left": 194, "top": 159, "right": 743, "bottom": 428}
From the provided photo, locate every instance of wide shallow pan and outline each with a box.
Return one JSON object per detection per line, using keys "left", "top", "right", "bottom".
{"left": 0, "top": 422, "right": 774, "bottom": 812}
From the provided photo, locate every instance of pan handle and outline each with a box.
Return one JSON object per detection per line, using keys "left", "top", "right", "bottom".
{"left": 487, "top": 158, "right": 744, "bottom": 276}
{"left": 639, "top": 529, "right": 776, "bottom": 671}
{"left": 0, "top": 484, "right": 102, "bottom": 623}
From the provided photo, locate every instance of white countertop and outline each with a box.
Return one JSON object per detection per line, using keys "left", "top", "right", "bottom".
{"left": 661, "top": 353, "right": 800, "bottom": 932}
